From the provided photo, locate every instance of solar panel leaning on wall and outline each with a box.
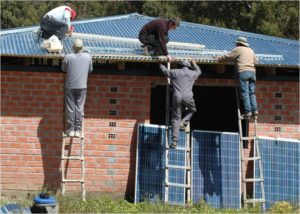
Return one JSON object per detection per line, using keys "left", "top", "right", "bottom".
{"left": 255, "top": 137, "right": 300, "bottom": 209}
{"left": 191, "top": 130, "right": 241, "bottom": 209}
{"left": 134, "top": 124, "right": 188, "bottom": 205}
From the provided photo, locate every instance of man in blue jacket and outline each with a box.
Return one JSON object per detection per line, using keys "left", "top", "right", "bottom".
{"left": 160, "top": 60, "right": 201, "bottom": 148}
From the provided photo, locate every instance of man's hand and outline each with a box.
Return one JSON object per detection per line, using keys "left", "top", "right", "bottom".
{"left": 166, "top": 55, "right": 173, "bottom": 62}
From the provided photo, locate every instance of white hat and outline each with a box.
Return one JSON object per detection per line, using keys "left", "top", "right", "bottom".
{"left": 235, "top": 37, "right": 249, "bottom": 47}
{"left": 73, "top": 39, "right": 84, "bottom": 52}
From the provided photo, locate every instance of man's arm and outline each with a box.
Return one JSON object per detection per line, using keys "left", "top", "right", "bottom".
{"left": 89, "top": 57, "right": 93, "bottom": 73}
{"left": 159, "top": 64, "right": 176, "bottom": 79}
{"left": 61, "top": 56, "right": 68, "bottom": 72}
{"left": 215, "top": 48, "right": 239, "bottom": 62}
{"left": 157, "top": 27, "right": 168, "bottom": 56}
{"left": 191, "top": 60, "right": 201, "bottom": 76}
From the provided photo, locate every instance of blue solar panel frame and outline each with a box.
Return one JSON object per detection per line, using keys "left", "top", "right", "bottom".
{"left": 255, "top": 137, "right": 300, "bottom": 209}
{"left": 135, "top": 123, "right": 187, "bottom": 205}
{"left": 191, "top": 130, "right": 241, "bottom": 209}
{"left": 134, "top": 124, "right": 166, "bottom": 203}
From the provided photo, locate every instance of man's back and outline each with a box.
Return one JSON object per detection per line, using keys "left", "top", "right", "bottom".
{"left": 62, "top": 53, "right": 93, "bottom": 89}
{"left": 160, "top": 64, "right": 201, "bottom": 97}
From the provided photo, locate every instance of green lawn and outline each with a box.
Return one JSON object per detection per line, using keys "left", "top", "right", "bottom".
{"left": 1, "top": 193, "right": 299, "bottom": 213}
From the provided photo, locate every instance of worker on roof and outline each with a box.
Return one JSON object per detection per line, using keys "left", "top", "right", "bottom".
{"left": 40, "top": 5, "right": 76, "bottom": 40}
{"left": 61, "top": 39, "right": 93, "bottom": 137}
{"left": 214, "top": 36, "right": 258, "bottom": 117}
{"left": 160, "top": 60, "right": 201, "bottom": 148}
{"left": 139, "top": 18, "right": 180, "bottom": 62}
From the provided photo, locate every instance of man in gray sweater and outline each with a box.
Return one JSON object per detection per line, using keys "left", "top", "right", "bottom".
{"left": 214, "top": 36, "right": 258, "bottom": 117}
{"left": 61, "top": 39, "right": 93, "bottom": 137}
{"left": 160, "top": 60, "right": 201, "bottom": 148}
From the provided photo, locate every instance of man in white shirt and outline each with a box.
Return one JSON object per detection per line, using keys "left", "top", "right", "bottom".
{"left": 40, "top": 6, "right": 76, "bottom": 40}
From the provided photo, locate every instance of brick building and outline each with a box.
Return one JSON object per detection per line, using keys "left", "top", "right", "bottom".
{"left": 1, "top": 14, "right": 299, "bottom": 199}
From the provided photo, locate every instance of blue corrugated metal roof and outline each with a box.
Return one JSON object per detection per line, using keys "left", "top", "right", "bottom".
{"left": 1, "top": 13, "right": 299, "bottom": 67}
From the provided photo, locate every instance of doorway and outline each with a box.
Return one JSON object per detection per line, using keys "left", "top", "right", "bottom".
{"left": 150, "top": 85, "right": 238, "bottom": 132}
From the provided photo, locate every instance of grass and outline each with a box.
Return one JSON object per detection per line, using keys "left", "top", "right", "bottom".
{"left": 1, "top": 192, "right": 299, "bottom": 213}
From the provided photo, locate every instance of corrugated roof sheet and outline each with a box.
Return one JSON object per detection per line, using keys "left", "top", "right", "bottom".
{"left": 1, "top": 13, "right": 299, "bottom": 67}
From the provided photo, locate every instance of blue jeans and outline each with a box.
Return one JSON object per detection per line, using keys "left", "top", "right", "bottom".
{"left": 239, "top": 71, "right": 258, "bottom": 113}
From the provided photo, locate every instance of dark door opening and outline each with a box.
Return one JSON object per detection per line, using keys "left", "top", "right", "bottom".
{"left": 150, "top": 85, "right": 238, "bottom": 132}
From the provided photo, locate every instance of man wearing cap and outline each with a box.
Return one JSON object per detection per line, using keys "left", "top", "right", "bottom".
{"left": 214, "top": 36, "right": 258, "bottom": 117}
{"left": 139, "top": 18, "right": 180, "bottom": 62}
{"left": 40, "top": 5, "right": 76, "bottom": 40}
{"left": 61, "top": 39, "right": 93, "bottom": 137}
{"left": 160, "top": 60, "right": 201, "bottom": 148}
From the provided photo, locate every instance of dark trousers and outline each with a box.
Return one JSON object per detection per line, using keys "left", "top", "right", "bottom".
{"left": 65, "top": 88, "right": 87, "bottom": 133}
{"left": 40, "top": 15, "right": 68, "bottom": 40}
{"left": 138, "top": 33, "right": 169, "bottom": 55}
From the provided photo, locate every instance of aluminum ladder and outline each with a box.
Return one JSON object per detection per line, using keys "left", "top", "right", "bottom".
{"left": 61, "top": 118, "right": 86, "bottom": 201}
{"left": 235, "top": 71, "right": 265, "bottom": 211}
{"left": 164, "top": 62, "right": 192, "bottom": 205}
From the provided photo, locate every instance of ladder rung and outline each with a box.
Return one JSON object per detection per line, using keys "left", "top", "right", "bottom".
{"left": 245, "top": 198, "right": 266, "bottom": 203}
{"left": 166, "top": 165, "right": 191, "bottom": 170}
{"left": 63, "top": 179, "right": 84, "bottom": 183}
{"left": 243, "top": 156, "right": 261, "bottom": 161}
{"left": 166, "top": 182, "right": 191, "bottom": 188}
{"left": 167, "top": 146, "right": 190, "bottom": 151}
{"left": 244, "top": 178, "right": 264, "bottom": 182}
{"left": 241, "top": 136, "right": 257, "bottom": 141}
{"left": 62, "top": 156, "right": 84, "bottom": 160}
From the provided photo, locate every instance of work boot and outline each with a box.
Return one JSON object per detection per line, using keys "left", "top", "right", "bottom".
{"left": 169, "top": 140, "right": 178, "bottom": 149}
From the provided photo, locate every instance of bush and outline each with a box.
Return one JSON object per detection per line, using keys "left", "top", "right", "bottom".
{"left": 269, "top": 201, "right": 293, "bottom": 213}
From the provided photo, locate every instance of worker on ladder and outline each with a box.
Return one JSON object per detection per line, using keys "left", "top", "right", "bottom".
{"left": 160, "top": 60, "right": 201, "bottom": 148}
{"left": 40, "top": 5, "right": 76, "bottom": 40}
{"left": 214, "top": 36, "right": 258, "bottom": 117}
{"left": 61, "top": 39, "right": 93, "bottom": 137}
{"left": 139, "top": 18, "right": 180, "bottom": 61}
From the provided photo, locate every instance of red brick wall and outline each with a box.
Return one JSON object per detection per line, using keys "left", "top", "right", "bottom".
{"left": 1, "top": 70, "right": 299, "bottom": 196}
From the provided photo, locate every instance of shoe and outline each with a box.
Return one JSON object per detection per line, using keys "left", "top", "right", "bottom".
{"left": 75, "top": 130, "right": 81, "bottom": 138}
{"left": 154, "top": 48, "right": 163, "bottom": 56}
{"left": 180, "top": 123, "right": 187, "bottom": 131}
{"left": 169, "top": 140, "right": 178, "bottom": 149}
{"left": 142, "top": 45, "right": 150, "bottom": 56}
{"left": 66, "top": 130, "right": 75, "bottom": 137}
{"left": 243, "top": 112, "right": 252, "bottom": 117}
{"left": 252, "top": 111, "right": 258, "bottom": 116}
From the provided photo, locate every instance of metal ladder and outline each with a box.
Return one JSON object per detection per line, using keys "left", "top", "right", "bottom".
{"left": 235, "top": 72, "right": 265, "bottom": 211}
{"left": 164, "top": 62, "right": 192, "bottom": 205}
{"left": 61, "top": 119, "right": 86, "bottom": 201}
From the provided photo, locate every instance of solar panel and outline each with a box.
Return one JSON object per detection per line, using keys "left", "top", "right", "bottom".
{"left": 192, "top": 130, "right": 241, "bottom": 208}
{"left": 255, "top": 137, "right": 300, "bottom": 209}
{"left": 135, "top": 124, "right": 187, "bottom": 205}
{"left": 134, "top": 124, "right": 166, "bottom": 203}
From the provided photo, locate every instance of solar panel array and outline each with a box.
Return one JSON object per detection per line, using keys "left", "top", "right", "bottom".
{"left": 255, "top": 137, "right": 300, "bottom": 209}
{"left": 192, "top": 130, "right": 241, "bottom": 209}
{"left": 135, "top": 124, "right": 300, "bottom": 209}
